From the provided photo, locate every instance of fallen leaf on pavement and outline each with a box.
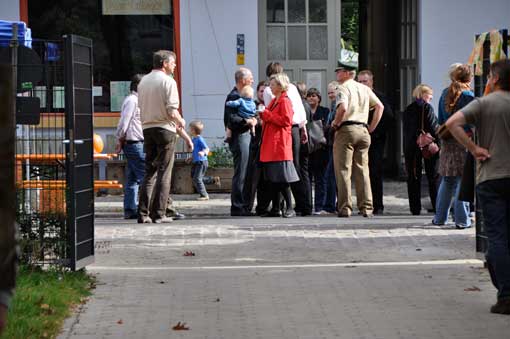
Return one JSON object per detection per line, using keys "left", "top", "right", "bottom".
{"left": 183, "top": 251, "right": 196, "bottom": 256}
{"left": 172, "top": 322, "right": 190, "bottom": 330}
{"left": 464, "top": 286, "right": 481, "bottom": 292}
{"left": 117, "top": 319, "right": 123, "bottom": 324}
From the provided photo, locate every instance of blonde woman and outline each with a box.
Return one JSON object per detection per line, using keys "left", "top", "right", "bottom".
{"left": 259, "top": 73, "right": 300, "bottom": 218}
{"left": 402, "top": 84, "right": 439, "bottom": 215}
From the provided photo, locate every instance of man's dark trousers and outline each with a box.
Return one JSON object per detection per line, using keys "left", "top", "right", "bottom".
{"left": 477, "top": 178, "right": 510, "bottom": 301}
{"left": 138, "top": 127, "right": 176, "bottom": 221}
{"left": 369, "top": 135, "right": 386, "bottom": 213}
{"left": 290, "top": 125, "right": 312, "bottom": 214}
{"left": 229, "top": 131, "right": 251, "bottom": 214}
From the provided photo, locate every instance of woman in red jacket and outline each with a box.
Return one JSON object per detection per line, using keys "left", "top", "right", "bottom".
{"left": 259, "top": 73, "right": 299, "bottom": 218}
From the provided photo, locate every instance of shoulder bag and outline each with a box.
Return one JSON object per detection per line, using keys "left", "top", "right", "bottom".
{"left": 416, "top": 105, "right": 440, "bottom": 159}
{"left": 307, "top": 119, "right": 327, "bottom": 153}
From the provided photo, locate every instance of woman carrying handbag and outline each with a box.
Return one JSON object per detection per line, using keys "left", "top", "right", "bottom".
{"left": 403, "top": 84, "right": 440, "bottom": 215}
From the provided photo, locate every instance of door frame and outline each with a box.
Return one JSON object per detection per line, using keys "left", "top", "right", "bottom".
{"left": 257, "top": 0, "right": 341, "bottom": 106}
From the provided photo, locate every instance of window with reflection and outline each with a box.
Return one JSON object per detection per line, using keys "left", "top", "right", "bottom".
{"left": 27, "top": 0, "right": 174, "bottom": 112}
{"left": 266, "top": 0, "right": 328, "bottom": 61}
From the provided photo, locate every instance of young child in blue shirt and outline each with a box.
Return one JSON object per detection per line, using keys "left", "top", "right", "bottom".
{"left": 224, "top": 85, "right": 257, "bottom": 143}
{"left": 189, "top": 120, "right": 219, "bottom": 200}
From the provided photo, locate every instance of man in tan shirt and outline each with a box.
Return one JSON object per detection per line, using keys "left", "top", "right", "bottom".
{"left": 331, "top": 62, "right": 384, "bottom": 217}
{"left": 137, "top": 50, "right": 185, "bottom": 223}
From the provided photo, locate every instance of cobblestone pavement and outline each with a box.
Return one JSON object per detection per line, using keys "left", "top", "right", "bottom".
{"left": 59, "top": 182, "right": 510, "bottom": 339}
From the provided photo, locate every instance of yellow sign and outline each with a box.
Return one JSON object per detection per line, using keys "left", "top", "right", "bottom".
{"left": 236, "top": 54, "right": 245, "bottom": 65}
{"left": 102, "top": 0, "right": 171, "bottom": 15}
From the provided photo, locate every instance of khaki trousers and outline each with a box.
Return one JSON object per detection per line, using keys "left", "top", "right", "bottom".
{"left": 333, "top": 125, "right": 373, "bottom": 215}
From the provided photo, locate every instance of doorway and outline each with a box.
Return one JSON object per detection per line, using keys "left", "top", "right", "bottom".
{"left": 258, "top": 0, "right": 341, "bottom": 104}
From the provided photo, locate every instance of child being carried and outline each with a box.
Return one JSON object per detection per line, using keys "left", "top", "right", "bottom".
{"left": 225, "top": 85, "right": 258, "bottom": 143}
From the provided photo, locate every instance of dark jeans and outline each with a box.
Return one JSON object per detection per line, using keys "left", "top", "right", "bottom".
{"left": 138, "top": 128, "right": 176, "bottom": 221}
{"left": 122, "top": 142, "right": 145, "bottom": 218}
{"left": 245, "top": 140, "right": 261, "bottom": 213}
{"left": 309, "top": 148, "right": 328, "bottom": 212}
{"left": 477, "top": 178, "right": 510, "bottom": 300}
{"left": 369, "top": 136, "right": 386, "bottom": 212}
{"left": 323, "top": 147, "right": 337, "bottom": 213}
{"left": 229, "top": 131, "right": 251, "bottom": 214}
{"left": 404, "top": 149, "right": 439, "bottom": 215}
{"left": 291, "top": 126, "right": 312, "bottom": 214}
{"left": 191, "top": 160, "right": 213, "bottom": 197}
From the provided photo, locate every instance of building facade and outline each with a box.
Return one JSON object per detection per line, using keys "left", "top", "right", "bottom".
{"left": 2, "top": 0, "right": 509, "bottom": 172}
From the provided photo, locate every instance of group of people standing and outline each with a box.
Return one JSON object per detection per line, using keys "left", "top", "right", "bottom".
{"left": 116, "top": 50, "right": 218, "bottom": 224}
{"left": 224, "top": 61, "right": 389, "bottom": 218}
{"left": 402, "top": 63, "right": 477, "bottom": 228}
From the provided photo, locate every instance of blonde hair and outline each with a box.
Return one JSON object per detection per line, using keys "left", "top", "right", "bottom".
{"left": 189, "top": 120, "right": 204, "bottom": 135}
{"left": 412, "top": 84, "right": 433, "bottom": 99}
{"left": 240, "top": 85, "right": 254, "bottom": 98}
{"left": 269, "top": 73, "right": 290, "bottom": 92}
{"left": 327, "top": 81, "right": 340, "bottom": 93}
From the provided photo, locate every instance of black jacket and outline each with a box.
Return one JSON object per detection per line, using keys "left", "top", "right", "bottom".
{"left": 368, "top": 90, "right": 394, "bottom": 140}
{"left": 402, "top": 100, "right": 438, "bottom": 155}
{"left": 224, "top": 87, "right": 252, "bottom": 135}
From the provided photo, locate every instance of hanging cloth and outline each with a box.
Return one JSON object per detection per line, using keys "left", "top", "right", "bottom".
{"left": 467, "top": 32, "right": 488, "bottom": 76}
{"left": 489, "top": 30, "right": 507, "bottom": 63}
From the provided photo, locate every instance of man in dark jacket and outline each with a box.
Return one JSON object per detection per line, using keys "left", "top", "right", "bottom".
{"left": 224, "top": 68, "right": 257, "bottom": 216}
{"left": 357, "top": 70, "right": 394, "bottom": 214}
{"left": 0, "top": 63, "right": 17, "bottom": 334}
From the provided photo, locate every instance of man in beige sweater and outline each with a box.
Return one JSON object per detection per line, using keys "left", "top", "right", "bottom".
{"left": 137, "top": 50, "right": 185, "bottom": 223}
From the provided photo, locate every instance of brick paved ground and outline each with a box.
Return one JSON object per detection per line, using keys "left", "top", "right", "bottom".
{"left": 59, "top": 182, "right": 510, "bottom": 339}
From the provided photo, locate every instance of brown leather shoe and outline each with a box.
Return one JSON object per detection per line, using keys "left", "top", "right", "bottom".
{"left": 490, "top": 298, "right": 510, "bottom": 315}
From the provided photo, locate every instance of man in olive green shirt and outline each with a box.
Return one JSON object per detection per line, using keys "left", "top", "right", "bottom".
{"left": 446, "top": 59, "right": 510, "bottom": 315}
{"left": 331, "top": 62, "right": 384, "bottom": 217}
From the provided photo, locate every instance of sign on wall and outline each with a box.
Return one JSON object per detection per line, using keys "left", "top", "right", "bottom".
{"left": 237, "top": 34, "right": 245, "bottom": 65}
{"left": 110, "top": 81, "right": 131, "bottom": 111}
{"left": 102, "top": 0, "right": 171, "bottom": 15}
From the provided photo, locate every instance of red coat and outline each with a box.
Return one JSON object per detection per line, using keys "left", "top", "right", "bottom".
{"left": 260, "top": 92, "right": 294, "bottom": 162}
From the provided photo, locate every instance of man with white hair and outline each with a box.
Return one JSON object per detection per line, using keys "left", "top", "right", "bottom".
{"left": 224, "top": 68, "right": 257, "bottom": 216}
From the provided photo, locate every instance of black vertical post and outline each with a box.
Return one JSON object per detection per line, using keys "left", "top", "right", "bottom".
{"left": 0, "top": 26, "right": 18, "bottom": 293}
{"left": 64, "top": 34, "right": 76, "bottom": 270}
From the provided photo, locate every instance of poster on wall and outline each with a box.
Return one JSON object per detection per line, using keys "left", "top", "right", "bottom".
{"left": 102, "top": 0, "right": 171, "bottom": 15}
{"left": 110, "top": 81, "right": 131, "bottom": 111}
{"left": 305, "top": 72, "right": 322, "bottom": 93}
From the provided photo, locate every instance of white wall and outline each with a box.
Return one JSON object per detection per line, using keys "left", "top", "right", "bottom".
{"left": 0, "top": 0, "right": 20, "bottom": 21}
{"left": 180, "top": 0, "right": 258, "bottom": 148}
{"left": 420, "top": 0, "right": 510, "bottom": 110}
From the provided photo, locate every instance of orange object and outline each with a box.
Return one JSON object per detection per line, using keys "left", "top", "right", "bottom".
{"left": 483, "top": 82, "right": 493, "bottom": 96}
{"left": 39, "top": 188, "right": 66, "bottom": 213}
{"left": 93, "top": 133, "right": 104, "bottom": 153}
{"left": 15, "top": 153, "right": 115, "bottom": 162}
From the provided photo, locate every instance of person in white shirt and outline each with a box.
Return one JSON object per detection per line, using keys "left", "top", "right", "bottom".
{"left": 115, "top": 74, "right": 145, "bottom": 219}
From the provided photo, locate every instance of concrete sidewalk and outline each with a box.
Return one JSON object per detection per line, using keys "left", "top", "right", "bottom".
{"left": 58, "top": 181, "right": 510, "bottom": 339}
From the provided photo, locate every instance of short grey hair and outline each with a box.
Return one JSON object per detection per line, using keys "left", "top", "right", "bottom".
{"left": 269, "top": 73, "right": 290, "bottom": 92}
{"left": 153, "top": 50, "right": 176, "bottom": 68}
{"left": 235, "top": 67, "right": 251, "bottom": 84}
